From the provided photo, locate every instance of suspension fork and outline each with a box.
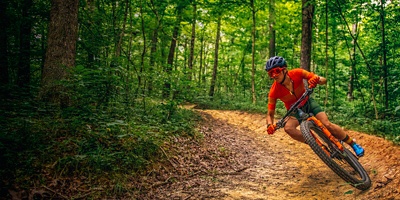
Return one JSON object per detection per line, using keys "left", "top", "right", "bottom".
{"left": 307, "top": 116, "right": 344, "bottom": 151}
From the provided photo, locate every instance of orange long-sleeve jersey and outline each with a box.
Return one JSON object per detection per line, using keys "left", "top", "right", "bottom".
{"left": 267, "top": 68, "right": 314, "bottom": 111}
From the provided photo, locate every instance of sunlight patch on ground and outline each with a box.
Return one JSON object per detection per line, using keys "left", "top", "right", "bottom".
{"left": 219, "top": 180, "right": 287, "bottom": 200}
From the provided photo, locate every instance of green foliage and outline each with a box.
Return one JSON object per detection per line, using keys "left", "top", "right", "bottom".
{"left": 326, "top": 100, "right": 400, "bottom": 144}
{"left": 0, "top": 85, "right": 200, "bottom": 196}
{"left": 2, "top": 0, "right": 400, "bottom": 197}
{"left": 191, "top": 90, "right": 290, "bottom": 116}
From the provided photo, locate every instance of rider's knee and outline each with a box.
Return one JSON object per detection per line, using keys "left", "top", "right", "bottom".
{"left": 284, "top": 126, "right": 304, "bottom": 142}
{"left": 323, "top": 121, "right": 335, "bottom": 130}
{"left": 284, "top": 126, "right": 297, "bottom": 135}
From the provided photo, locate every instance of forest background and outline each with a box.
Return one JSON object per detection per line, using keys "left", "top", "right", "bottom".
{"left": 0, "top": 0, "right": 399, "bottom": 198}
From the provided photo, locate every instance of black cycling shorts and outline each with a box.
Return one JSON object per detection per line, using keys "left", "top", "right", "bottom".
{"left": 290, "top": 97, "right": 323, "bottom": 123}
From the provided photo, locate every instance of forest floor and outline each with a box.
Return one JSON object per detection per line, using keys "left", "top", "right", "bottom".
{"left": 137, "top": 106, "right": 400, "bottom": 200}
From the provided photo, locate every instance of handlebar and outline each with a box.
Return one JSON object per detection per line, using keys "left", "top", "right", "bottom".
{"left": 275, "top": 88, "right": 314, "bottom": 129}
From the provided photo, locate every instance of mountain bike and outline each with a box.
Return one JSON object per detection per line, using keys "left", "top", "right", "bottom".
{"left": 275, "top": 88, "right": 371, "bottom": 190}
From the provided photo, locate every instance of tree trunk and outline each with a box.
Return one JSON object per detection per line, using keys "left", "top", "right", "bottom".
{"left": 184, "top": 38, "right": 188, "bottom": 71}
{"left": 148, "top": 0, "right": 164, "bottom": 94}
{"left": 188, "top": 2, "right": 197, "bottom": 81}
{"left": 17, "top": 0, "right": 33, "bottom": 89}
{"left": 332, "top": 44, "right": 337, "bottom": 105}
{"left": 163, "top": 6, "right": 183, "bottom": 98}
{"left": 209, "top": 15, "right": 222, "bottom": 98}
{"left": 198, "top": 29, "right": 204, "bottom": 85}
{"left": 139, "top": 0, "right": 146, "bottom": 95}
{"left": 250, "top": 0, "right": 256, "bottom": 104}
{"left": 268, "top": 0, "right": 276, "bottom": 58}
{"left": 324, "top": 0, "right": 329, "bottom": 106}
{"left": 40, "top": 0, "right": 79, "bottom": 107}
{"left": 148, "top": 28, "right": 158, "bottom": 94}
{"left": 85, "top": 0, "right": 96, "bottom": 68}
{"left": 380, "top": 0, "right": 388, "bottom": 111}
{"left": 116, "top": 0, "right": 129, "bottom": 58}
{"left": 300, "top": 0, "right": 314, "bottom": 71}
{"left": 240, "top": 49, "right": 246, "bottom": 98}
{"left": 0, "top": 0, "right": 9, "bottom": 85}
{"left": 348, "top": 23, "right": 357, "bottom": 101}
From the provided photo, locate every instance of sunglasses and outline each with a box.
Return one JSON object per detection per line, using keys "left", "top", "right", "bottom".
{"left": 268, "top": 67, "right": 284, "bottom": 78}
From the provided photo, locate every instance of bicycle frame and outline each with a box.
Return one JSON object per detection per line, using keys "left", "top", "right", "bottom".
{"left": 275, "top": 88, "right": 344, "bottom": 154}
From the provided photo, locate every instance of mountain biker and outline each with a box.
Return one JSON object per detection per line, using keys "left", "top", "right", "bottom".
{"left": 264, "top": 56, "right": 365, "bottom": 157}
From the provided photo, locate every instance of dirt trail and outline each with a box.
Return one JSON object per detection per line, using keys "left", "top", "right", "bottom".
{"left": 140, "top": 109, "right": 400, "bottom": 200}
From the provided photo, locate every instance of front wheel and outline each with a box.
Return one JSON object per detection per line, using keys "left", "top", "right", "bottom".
{"left": 300, "top": 120, "right": 371, "bottom": 190}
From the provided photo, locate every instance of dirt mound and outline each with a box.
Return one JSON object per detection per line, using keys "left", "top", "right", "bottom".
{"left": 139, "top": 109, "right": 400, "bottom": 200}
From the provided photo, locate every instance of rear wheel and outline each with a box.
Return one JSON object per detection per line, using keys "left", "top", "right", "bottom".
{"left": 300, "top": 121, "right": 371, "bottom": 190}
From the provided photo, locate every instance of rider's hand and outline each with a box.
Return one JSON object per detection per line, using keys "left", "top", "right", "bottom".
{"left": 308, "top": 75, "right": 320, "bottom": 88}
{"left": 267, "top": 124, "right": 276, "bottom": 135}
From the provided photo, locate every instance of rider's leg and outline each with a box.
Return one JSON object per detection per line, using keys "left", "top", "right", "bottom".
{"left": 284, "top": 117, "right": 305, "bottom": 143}
{"left": 315, "top": 112, "right": 365, "bottom": 156}
{"left": 315, "top": 112, "right": 347, "bottom": 140}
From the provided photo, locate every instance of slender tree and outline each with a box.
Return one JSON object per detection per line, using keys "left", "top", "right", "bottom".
{"left": 250, "top": 0, "right": 256, "bottom": 103}
{"left": 379, "top": 0, "right": 388, "bottom": 111}
{"left": 84, "top": 0, "right": 97, "bottom": 68}
{"left": 209, "top": 14, "right": 222, "bottom": 98}
{"left": 17, "top": 0, "right": 33, "bottom": 89}
{"left": 0, "top": 0, "right": 9, "bottom": 85}
{"left": 115, "top": 0, "right": 129, "bottom": 58}
{"left": 139, "top": 0, "right": 146, "bottom": 95}
{"left": 163, "top": 4, "right": 184, "bottom": 98}
{"left": 347, "top": 23, "right": 357, "bottom": 101}
{"left": 268, "top": 0, "right": 276, "bottom": 58}
{"left": 300, "top": 0, "right": 314, "bottom": 71}
{"left": 188, "top": 1, "right": 197, "bottom": 81}
{"left": 323, "top": 0, "right": 329, "bottom": 106}
{"left": 198, "top": 28, "right": 205, "bottom": 85}
{"left": 148, "top": 0, "right": 165, "bottom": 94}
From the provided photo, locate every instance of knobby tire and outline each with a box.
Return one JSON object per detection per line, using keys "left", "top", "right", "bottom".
{"left": 300, "top": 121, "right": 371, "bottom": 190}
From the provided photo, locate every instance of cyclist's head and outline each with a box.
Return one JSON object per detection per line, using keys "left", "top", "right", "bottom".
{"left": 265, "top": 56, "right": 287, "bottom": 71}
{"left": 265, "top": 56, "right": 287, "bottom": 78}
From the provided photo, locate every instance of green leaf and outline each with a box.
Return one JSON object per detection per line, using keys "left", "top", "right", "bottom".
{"left": 395, "top": 106, "right": 400, "bottom": 113}
{"left": 344, "top": 190, "right": 354, "bottom": 195}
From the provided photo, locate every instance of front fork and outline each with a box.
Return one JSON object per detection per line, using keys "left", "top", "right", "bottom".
{"left": 307, "top": 116, "right": 344, "bottom": 152}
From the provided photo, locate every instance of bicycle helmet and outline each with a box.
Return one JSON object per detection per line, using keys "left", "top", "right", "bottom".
{"left": 264, "top": 56, "right": 287, "bottom": 71}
